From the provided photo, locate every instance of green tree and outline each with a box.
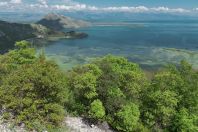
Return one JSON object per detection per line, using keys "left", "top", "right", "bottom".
{"left": 177, "top": 61, "right": 198, "bottom": 113}
{"left": 143, "top": 71, "right": 182, "bottom": 129}
{"left": 172, "top": 108, "right": 198, "bottom": 132}
{"left": 143, "top": 61, "right": 198, "bottom": 131}
{"left": 68, "top": 55, "right": 148, "bottom": 132}
{"left": 89, "top": 99, "right": 105, "bottom": 119}
{"left": 113, "top": 103, "right": 140, "bottom": 132}
{"left": 0, "top": 60, "right": 69, "bottom": 131}
{"left": 68, "top": 64, "right": 102, "bottom": 114}
{"left": 95, "top": 55, "right": 147, "bottom": 112}
{"left": 3, "top": 40, "right": 36, "bottom": 65}
{"left": 0, "top": 41, "right": 36, "bottom": 82}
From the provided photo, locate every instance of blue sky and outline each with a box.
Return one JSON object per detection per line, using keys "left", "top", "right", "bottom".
{"left": 0, "top": 0, "right": 198, "bottom": 13}
{"left": 75, "top": 0, "right": 198, "bottom": 8}
{"left": 23, "top": 0, "right": 198, "bottom": 8}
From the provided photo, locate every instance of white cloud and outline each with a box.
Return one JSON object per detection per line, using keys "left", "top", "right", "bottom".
{"left": 0, "top": 0, "right": 194, "bottom": 14}
{"left": 46, "top": 5, "right": 190, "bottom": 13}
{"left": 0, "top": 2, "right": 8, "bottom": 6}
{"left": 47, "top": 4, "right": 191, "bottom": 13}
{"left": 101, "top": 6, "right": 149, "bottom": 12}
{"left": 10, "top": 0, "right": 22, "bottom": 4}
{"left": 194, "top": 8, "right": 198, "bottom": 11}
{"left": 38, "top": 0, "right": 47, "bottom": 5}
{"left": 151, "top": 7, "right": 190, "bottom": 13}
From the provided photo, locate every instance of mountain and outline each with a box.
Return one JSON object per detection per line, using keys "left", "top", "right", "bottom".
{"left": 0, "top": 20, "right": 66, "bottom": 53}
{"left": 37, "top": 13, "right": 91, "bottom": 31}
{"left": 0, "top": 14, "right": 89, "bottom": 53}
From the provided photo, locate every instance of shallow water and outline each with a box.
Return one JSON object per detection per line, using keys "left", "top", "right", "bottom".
{"left": 37, "top": 21, "right": 198, "bottom": 70}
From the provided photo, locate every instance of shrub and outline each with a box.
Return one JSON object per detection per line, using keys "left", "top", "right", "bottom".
{"left": 68, "top": 55, "right": 148, "bottom": 132}
{"left": 88, "top": 99, "right": 105, "bottom": 119}
{"left": 0, "top": 60, "right": 69, "bottom": 131}
{"left": 113, "top": 103, "right": 140, "bottom": 132}
{"left": 0, "top": 41, "right": 36, "bottom": 82}
{"left": 67, "top": 64, "right": 102, "bottom": 113}
{"left": 142, "top": 61, "right": 198, "bottom": 130}
{"left": 142, "top": 71, "right": 182, "bottom": 128}
{"left": 172, "top": 108, "right": 198, "bottom": 132}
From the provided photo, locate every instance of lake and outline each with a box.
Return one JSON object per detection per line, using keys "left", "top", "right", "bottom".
{"left": 37, "top": 21, "right": 198, "bottom": 70}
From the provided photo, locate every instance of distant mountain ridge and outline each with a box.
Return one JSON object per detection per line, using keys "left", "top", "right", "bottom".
{"left": 37, "top": 13, "right": 91, "bottom": 31}
{"left": 0, "top": 14, "right": 89, "bottom": 53}
{"left": 0, "top": 20, "right": 36, "bottom": 52}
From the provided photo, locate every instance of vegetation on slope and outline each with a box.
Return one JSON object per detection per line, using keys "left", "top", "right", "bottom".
{"left": 0, "top": 20, "right": 67, "bottom": 53}
{"left": 0, "top": 41, "right": 70, "bottom": 131}
{"left": 0, "top": 40, "right": 197, "bottom": 132}
{"left": 67, "top": 55, "right": 198, "bottom": 131}
{"left": 0, "top": 14, "right": 89, "bottom": 53}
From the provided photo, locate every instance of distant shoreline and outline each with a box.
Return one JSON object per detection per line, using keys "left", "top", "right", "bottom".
{"left": 93, "top": 22, "right": 145, "bottom": 27}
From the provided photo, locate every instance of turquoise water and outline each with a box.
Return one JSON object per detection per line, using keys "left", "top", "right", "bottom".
{"left": 37, "top": 21, "right": 198, "bottom": 70}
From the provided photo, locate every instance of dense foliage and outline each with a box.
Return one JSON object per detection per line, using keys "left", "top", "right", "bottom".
{"left": 142, "top": 61, "right": 198, "bottom": 131}
{"left": 0, "top": 41, "right": 197, "bottom": 132}
{"left": 68, "top": 55, "right": 198, "bottom": 132}
{"left": 0, "top": 41, "right": 70, "bottom": 131}
{"left": 68, "top": 55, "right": 149, "bottom": 131}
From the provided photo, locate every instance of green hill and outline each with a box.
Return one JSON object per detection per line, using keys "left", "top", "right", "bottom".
{"left": 0, "top": 20, "right": 66, "bottom": 53}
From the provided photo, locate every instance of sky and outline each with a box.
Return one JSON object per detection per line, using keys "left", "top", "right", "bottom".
{"left": 76, "top": 0, "right": 198, "bottom": 8}
{"left": 0, "top": 0, "right": 198, "bottom": 14}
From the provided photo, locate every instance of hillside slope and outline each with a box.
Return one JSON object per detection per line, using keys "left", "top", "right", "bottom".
{"left": 37, "top": 13, "right": 90, "bottom": 31}
{"left": 0, "top": 20, "right": 65, "bottom": 53}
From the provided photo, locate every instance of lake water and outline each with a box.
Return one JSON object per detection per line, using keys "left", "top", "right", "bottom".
{"left": 37, "top": 21, "right": 198, "bottom": 70}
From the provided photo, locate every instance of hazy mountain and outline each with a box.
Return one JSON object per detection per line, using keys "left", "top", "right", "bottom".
{"left": 37, "top": 13, "right": 91, "bottom": 31}
{"left": 0, "top": 14, "right": 90, "bottom": 53}
{"left": 0, "top": 20, "right": 65, "bottom": 53}
{"left": 1, "top": 12, "right": 198, "bottom": 24}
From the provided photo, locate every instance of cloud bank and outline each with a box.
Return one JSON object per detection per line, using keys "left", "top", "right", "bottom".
{"left": 10, "top": 0, "right": 22, "bottom": 4}
{"left": 0, "top": 0, "right": 196, "bottom": 14}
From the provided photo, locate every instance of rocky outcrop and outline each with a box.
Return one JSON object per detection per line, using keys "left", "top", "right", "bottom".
{"left": 0, "top": 116, "right": 114, "bottom": 132}
{"left": 65, "top": 117, "right": 114, "bottom": 132}
{"left": 37, "top": 13, "right": 91, "bottom": 31}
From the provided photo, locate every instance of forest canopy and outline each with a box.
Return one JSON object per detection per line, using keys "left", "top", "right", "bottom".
{"left": 0, "top": 41, "right": 197, "bottom": 132}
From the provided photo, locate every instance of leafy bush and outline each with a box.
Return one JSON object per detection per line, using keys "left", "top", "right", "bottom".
{"left": 68, "top": 55, "right": 148, "bottom": 131}
{"left": 67, "top": 64, "right": 102, "bottom": 114}
{"left": 0, "top": 41, "right": 197, "bottom": 132}
{"left": 172, "top": 108, "right": 198, "bottom": 132}
{"left": 0, "top": 41, "right": 36, "bottom": 81}
{"left": 88, "top": 99, "right": 105, "bottom": 119}
{"left": 0, "top": 41, "right": 70, "bottom": 131}
{"left": 113, "top": 103, "right": 140, "bottom": 132}
{"left": 142, "top": 61, "right": 198, "bottom": 131}
{"left": 0, "top": 60, "right": 69, "bottom": 131}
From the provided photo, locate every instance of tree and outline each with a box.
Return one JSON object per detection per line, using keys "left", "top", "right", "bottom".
{"left": 0, "top": 59, "right": 69, "bottom": 131}
{"left": 68, "top": 55, "right": 148, "bottom": 132}
{"left": 172, "top": 108, "right": 198, "bottom": 132}
{"left": 113, "top": 103, "right": 140, "bottom": 132}
{"left": 177, "top": 61, "right": 198, "bottom": 114}
{"left": 142, "top": 61, "right": 198, "bottom": 131}
{"left": 89, "top": 99, "right": 105, "bottom": 119}
{"left": 143, "top": 71, "right": 182, "bottom": 129}
{"left": 3, "top": 40, "right": 36, "bottom": 65}
{"left": 0, "top": 41, "right": 36, "bottom": 82}
{"left": 94, "top": 55, "right": 147, "bottom": 110}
